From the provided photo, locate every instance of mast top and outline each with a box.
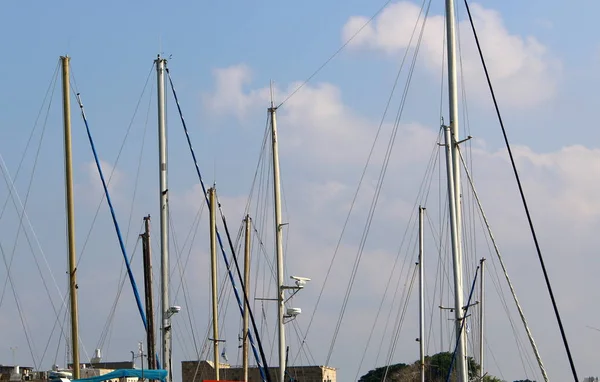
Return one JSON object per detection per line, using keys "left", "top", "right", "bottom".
{"left": 269, "top": 80, "right": 275, "bottom": 109}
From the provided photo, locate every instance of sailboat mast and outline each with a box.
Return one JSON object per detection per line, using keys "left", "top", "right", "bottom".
{"left": 418, "top": 206, "right": 425, "bottom": 382}
{"left": 479, "top": 258, "right": 485, "bottom": 380}
{"left": 269, "top": 103, "right": 286, "bottom": 382}
{"left": 243, "top": 215, "right": 251, "bottom": 382}
{"left": 156, "top": 55, "right": 171, "bottom": 382}
{"left": 61, "top": 55, "right": 80, "bottom": 380}
{"left": 142, "top": 215, "right": 157, "bottom": 370}
{"left": 209, "top": 188, "right": 220, "bottom": 380}
{"left": 444, "top": 0, "right": 468, "bottom": 380}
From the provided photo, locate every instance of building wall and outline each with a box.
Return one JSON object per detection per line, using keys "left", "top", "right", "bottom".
{"left": 182, "top": 361, "right": 336, "bottom": 382}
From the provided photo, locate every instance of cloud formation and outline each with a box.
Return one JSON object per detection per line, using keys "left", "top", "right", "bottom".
{"left": 342, "top": 1, "right": 560, "bottom": 108}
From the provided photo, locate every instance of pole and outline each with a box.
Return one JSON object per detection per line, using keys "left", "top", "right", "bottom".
{"left": 155, "top": 55, "right": 171, "bottom": 382}
{"left": 418, "top": 206, "right": 425, "bottom": 382}
{"left": 443, "top": 124, "right": 467, "bottom": 382}
{"left": 445, "top": 0, "right": 468, "bottom": 379}
{"left": 61, "top": 55, "right": 80, "bottom": 380}
{"left": 479, "top": 258, "right": 485, "bottom": 380}
{"left": 243, "top": 215, "right": 251, "bottom": 382}
{"left": 209, "top": 188, "right": 220, "bottom": 380}
{"left": 142, "top": 215, "right": 157, "bottom": 370}
{"left": 269, "top": 103, "right": 286, "bottom": 382}
{"left": 140, "top": 342, "right": 145, "bottom": 382}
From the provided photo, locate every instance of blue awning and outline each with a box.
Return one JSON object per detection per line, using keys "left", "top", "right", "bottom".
{"left": 72, "top": 369, "right": 167, "bottom": 382}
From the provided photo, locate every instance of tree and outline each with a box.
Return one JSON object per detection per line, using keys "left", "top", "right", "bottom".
{"left": 357, "top": 351, "right": 502, "bottom": 382}
{"left": 358, "top": 363, "right": 408, "bottom": 382}
{"left": 483, "top": 376, "right": 503, "bottom": 382}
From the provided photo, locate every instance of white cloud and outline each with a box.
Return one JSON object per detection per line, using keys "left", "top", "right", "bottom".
{"left": 76, "top": 160, "right": 125, "bottom": 205}
{"left": 202, "top": 64, "right": 271, "bottom": 120}
{"left": 342, "top": 1, "right": 560, "bottom": 108}
{"left": 202, "top": 65, "right": 438, "bottom": 167}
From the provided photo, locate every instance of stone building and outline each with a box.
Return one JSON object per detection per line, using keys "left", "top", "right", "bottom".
{"left": 182, "top": 360, "right": 336, "bottom": 382}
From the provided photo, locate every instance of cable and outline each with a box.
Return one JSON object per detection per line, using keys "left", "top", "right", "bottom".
{"left": 458, "top": 147, "right": 548, "bottom": 381}
{"left": 76, "top": 63, "right": 155, "bottom": 268}
{"left": 277, "top": 0, "right": 394, "bottom": 108}
{"left": 166, "top": 68, "right": 271, "bottom": 382}
{"left": 0, "top": 241, "right": 39, "bottom": 369}
{"left": 445, "top": 265, "right": 479, "bottom": 382}
{"left": 326, "top": 0, "right": 432, "bottom": 364}
{"left": 462, "top": 1, "right": 578, "bottom": 380}
{"left": 76, "top": 93, "right": 148, "bottom": 330}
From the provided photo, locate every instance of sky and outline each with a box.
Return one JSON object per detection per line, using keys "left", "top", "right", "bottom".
{"left": 1, "top": 1, "right": 600, "bottom": 381}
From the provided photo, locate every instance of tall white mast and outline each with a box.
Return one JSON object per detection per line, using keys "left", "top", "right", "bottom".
{"left": 479, "top": 258, "right": 485, "bottom": 380}
{"left": 243, "top": 215, "right": 251, "bottom": 382}
{"left": 269, "top": 102, "right": 286, "bottom": 382}
{"left": 418, "top": 206, "right": 425, "bottom": 382}
{"left": 444, "top": 0, "right": 468, "bottom": 379}
{"left": 156, "top": 55, "right": 172, "bottom": 382}
{"left": 209, "top": 188, "right": 220, "bottom": 380}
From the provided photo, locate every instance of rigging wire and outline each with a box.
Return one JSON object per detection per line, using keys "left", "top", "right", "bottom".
{"left": 354, "top": 134, "right": 440, "bottom": 378}
{"left": 457, "top": 147, "right": 548, "bottom": 381}
{"left": 445, "top": 264, "right": 479, "bottom": 382}
{"left": 0, "top": 152, "right": 73, "bottom": 344}
{"left": 0, "top": 60, "right": 60, "bottom": 221}
{"left": 0, "top": 65, "right": 58, "bottom": 310}
{"left": 0, "top": 241, "right": 39, "bottom": 369}
{"left": 277, "top": 0, "right": 394, "bottom": 108}
{"left": 462, "top": 0, "right": 578, "bottom": 380}
{"left": 166, "top": 68, "right": 271, "bottom": 382}
{"left": 97, "top": 235, "right": 141, "bottom": 352}
{"left": 76, "top": 93, "right": 149, "bottom": 330}
{"left": 325, "top": 0, "right": 432, "bottom": 365}
{"left": 0, "top": 63, "right": 92, "bottom": 365}
{"left": 97, "top": 71, "right": 154, "bottom": 355}
{"left": 76, "top": 63, "right": 155, "bottom": 268}
{"left": 169, "top": 213, "right": 201, "bottom": 359}
{"left": 296, "top": 0, "right": 430, "bottom": 362}
{"left": 382, "top": 264, "right": 418, "bottom": 381}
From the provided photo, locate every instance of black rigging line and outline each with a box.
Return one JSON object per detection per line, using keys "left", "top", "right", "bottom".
{"left": 166, "top": 69, "right": 272, "bottom": 382}
{"left": 216, "top": 197, "right": 273, "bottom": 382}
{"left": 462, "top": 0, "right": 578, "bottom": 380}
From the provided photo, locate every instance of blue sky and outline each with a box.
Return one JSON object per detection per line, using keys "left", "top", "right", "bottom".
{"left": 2, "top": 1, "right": 600, "bottom": 382}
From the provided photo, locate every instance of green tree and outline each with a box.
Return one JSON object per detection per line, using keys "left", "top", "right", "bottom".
{"left": 358, "top": 363, "right": 408, "bottom": 382}
{"left": 483, "top": 376, "right": 503, "bottom": 382}
{"left": 357, "top": 351, "right": 502, "bottom": 382}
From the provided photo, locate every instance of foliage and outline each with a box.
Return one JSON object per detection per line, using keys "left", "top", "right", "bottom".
{"left": 358, "top": 363, "right": 408, "bottom": 382}
{"left": 358, "top": 351, "right": 501, "bottom": 382}
{"left": 483, "top": 376, "right": 503, "bottom": 382}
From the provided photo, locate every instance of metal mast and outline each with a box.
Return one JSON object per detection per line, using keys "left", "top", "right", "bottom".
{"left": 479, "top": 258, "right": 485, "bottom": 380}
{"left": 418, "top": 206, "right": 425, "bottom": 382}
{"left": 156, "top": 55, "right": 171, "bottom": 382}
{"left": 444, "top": 0, "right": 468, "bottom": 380}
{"left": 243, "top": 215, "right": 251, "bottom": 382}
{"left": 269, "top": 103, "right": 286, "bottom": 382}
{"left": 141, "top": 215, "right": 156, "bottom": 370}
{"left": 209, "top": 188, "right": 220, "bottom": 380}
{"left": 61, "top": 55, "right": 80, "bottom": 380}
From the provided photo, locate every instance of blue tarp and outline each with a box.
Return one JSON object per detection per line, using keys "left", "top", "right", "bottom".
{"left": 72, "top": 369, "right": 167, "bottom": 382}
